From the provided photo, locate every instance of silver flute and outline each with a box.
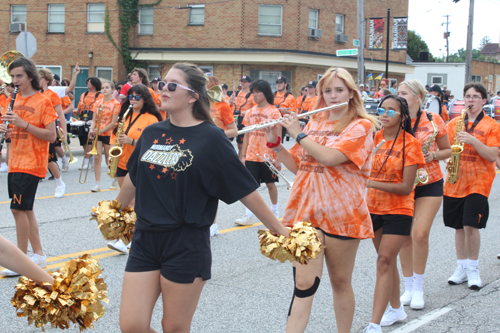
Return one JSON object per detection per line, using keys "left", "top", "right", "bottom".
{"left": 257, "top": 153, "right": 293, "bottom": 190}
{"left": 0, "top": 86, "right": 18, "bottom": 151}
{"left": 238, "top": 102, "right": 348, "bottom": 135}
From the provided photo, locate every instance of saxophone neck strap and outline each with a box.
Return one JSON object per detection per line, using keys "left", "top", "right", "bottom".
{"left": 464, "top": 111, "right": 484, "bottom": 133}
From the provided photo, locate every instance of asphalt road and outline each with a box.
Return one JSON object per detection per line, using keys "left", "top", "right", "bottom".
{"left": 0, "top": 139, "right": 499, "bottom": 333}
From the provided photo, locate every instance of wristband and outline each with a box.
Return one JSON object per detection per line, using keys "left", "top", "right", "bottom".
{"left": 433, "top": 151, "right": 437, "bottom": 160}
{"left": 25, "top": 123, "right": 30, "bottom": 130}
{"left": 131, "top": 139, "right": 135, "bottom": 146}
{"left": 273, "top": 144, "right": 284, "bottom": 153}
{"left": 266, "top": 136, "right": 281, "bottom": 148}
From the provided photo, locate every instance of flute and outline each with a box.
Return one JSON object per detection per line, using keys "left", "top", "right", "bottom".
{"left": 238, "top": 102, "right": 348, "bottom": 135}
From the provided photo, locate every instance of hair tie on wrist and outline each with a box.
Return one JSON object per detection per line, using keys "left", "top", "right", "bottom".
{"left": 25, "top": 123, "right": 30, "bottom": 130}
{"left": 273, "top": 145, "right": 284, "bottom": 153}
{"left": 266, "top": 137, "right": 281, "bottom": 148}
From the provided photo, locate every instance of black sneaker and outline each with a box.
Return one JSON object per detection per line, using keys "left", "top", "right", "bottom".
{"left": 48, "top": 175, "right": 55, "bottom": 180}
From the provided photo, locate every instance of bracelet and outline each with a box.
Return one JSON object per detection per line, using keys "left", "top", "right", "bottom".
{"left": 25, "top": 123, "right": 30, "bottom": 130}
{"left": 131, "top": 139, "right": 135, "bottom": 146}
{"left": 273, "top": 144, "right": 284, "bottom": 153}
{"left": 266, "top": 136, "right": 281, "bottom": 148}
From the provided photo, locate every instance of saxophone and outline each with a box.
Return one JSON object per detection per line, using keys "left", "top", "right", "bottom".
{"left": 108, "top": 106, "right": 132, "bottom": 178}
{"left": 414, "top": 115, "right": 438, "bottom": 185}
{"left": 446, "top": 106, "right": 471, "bottom": 184}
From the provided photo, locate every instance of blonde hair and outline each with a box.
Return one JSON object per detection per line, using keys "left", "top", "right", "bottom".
{"left": 38, "top": 68, "right": 53, "bottom": 84}
{"left": 101, "top": 80, "right": 115, "bottom": 90}
{"left": 398, "top": 79, "right": 427, "bottom": 108}
{"left": 312, "top": 67, "right": 379, "bottom": 134}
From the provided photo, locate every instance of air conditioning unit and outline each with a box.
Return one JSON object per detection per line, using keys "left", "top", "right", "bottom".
{"left": 9, "top": 23, "right": 25, "bottom": 33}
{"left": 308, "top": 28, "right": 323, "bottom": 39}
{"left": 335, "top": 34, "right": 348, "bottom": 44}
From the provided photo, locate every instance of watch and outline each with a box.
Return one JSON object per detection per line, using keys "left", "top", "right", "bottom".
{"left": 433, "top": 152, "right": 437, "bottom": 160}
{"left": 296, "top": 132, "right": 308, "bottom": 145}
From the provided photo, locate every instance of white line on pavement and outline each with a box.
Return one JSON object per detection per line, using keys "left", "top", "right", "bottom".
{"left": 390, "top": 307, "right": 452, "bottom": 333}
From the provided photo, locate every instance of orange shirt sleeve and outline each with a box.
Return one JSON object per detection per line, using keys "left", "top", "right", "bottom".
{"left": 148, "top": 88, "right": 160, "bottom": 105}
{"left": 219, "top": 102, "right": 235, "bottom": 126}
{"left": 441, "top": 105, "right": 449, "bottom": 122}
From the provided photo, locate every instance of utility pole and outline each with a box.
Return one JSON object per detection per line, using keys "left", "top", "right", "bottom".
{"left": 442, "top": 15, "right": 450, "bottom": 62}
{"left": 357, "top": 0, "right": 365, "bottom": 85}
{"left": 465, "top": 0, "right": 474, "bottom": 83}
{"left": 385, "top": 8, "right": 390, "bottom": 80}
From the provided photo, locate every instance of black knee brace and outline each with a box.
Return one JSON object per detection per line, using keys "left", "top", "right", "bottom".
{"left": 288, "top": 266, "right": 321, "bottom": 316}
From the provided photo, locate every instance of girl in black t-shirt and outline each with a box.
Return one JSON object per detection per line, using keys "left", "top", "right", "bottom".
{"left": 115, "top": 62, "right": 289, "bottom": 333}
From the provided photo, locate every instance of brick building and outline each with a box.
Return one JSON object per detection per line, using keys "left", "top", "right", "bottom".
{"left": 1, "top": 0, "right": 412, "bottom": 101}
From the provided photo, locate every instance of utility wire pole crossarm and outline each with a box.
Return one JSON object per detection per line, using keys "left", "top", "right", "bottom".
{"left": 357, "top": 0, "right": 365, "bottom": 85}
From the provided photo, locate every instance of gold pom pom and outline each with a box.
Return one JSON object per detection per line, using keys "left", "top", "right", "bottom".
{"left": 11, "top": 254, "right": 108, "bottom": 332}
{"left": 90, "top": 200, "right": 136, "bottom": 245}
{"left": 258, "top": 222, "right": 323, "bottom": 265}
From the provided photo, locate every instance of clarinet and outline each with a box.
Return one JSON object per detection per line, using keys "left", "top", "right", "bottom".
{"left": 0, "top": 86, "right": 18, "bottom": 151}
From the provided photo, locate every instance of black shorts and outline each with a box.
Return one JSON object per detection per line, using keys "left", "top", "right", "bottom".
{"left": 125, "top": 225, "right": 211, "bottom": 283}
{"left": 246, "top": 160, "right": 279, "bottom": 184}
{"left": 443, "top": 194, "right": 489, "bottom": 230}
{"left": 236, "top": 115, "right": 245, "bottom": 144}
{"left": 97, "top": 135, "right": 110, "bottom": 145}
{"left": 115, "top": 166, "right": 128, "bottom": 178}
{"left": 48, "top": 142, "right": 58, "bottom": 163}
{"left": 320, "top": 228, "right": 357, "bottom": 240}
{"left": 371, "top": 214, "right": 413, "bottom": 236}
{"left": 414, "top": 178, "right": 444, "bottom": 199}
{"left": 8, "top": 173, "right": 40, "bottom": 211}
{"left": 54, "top": 137, "right": 62, "bottom": 148}
{"left": 78, "top": 134, "right": 89, "bottom": 146}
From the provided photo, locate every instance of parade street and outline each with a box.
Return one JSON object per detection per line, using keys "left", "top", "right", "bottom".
{"left": 0, "top": 139, "right": 499, "bottom": 333}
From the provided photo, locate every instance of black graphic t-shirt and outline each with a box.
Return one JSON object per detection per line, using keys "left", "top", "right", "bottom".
{"left": 127, "top": 120, "right": 259, "bottom": 231}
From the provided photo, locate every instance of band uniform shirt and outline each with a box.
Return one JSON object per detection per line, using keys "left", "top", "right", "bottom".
{"left": 0, "top": 94, "right": 6, "bottom": 110}
{"left": 127, "top": 120, "right": 259, "bottom": 231}
{"left": 3, "top": 92, "right": 58, "bottom": 177}
{"left": 411, "top": 112, "right": 447, "bottom": 185}
{"left": 444, "top": 113, "right": 500, "bottom": 198}
{"left": 298, "top": 95, "right": 318, "bottom": 114}
{"left": 211, "top": 101, "right": 235, "bottom": 130}
{"left": 77, "top": 91, "right": 103, "bottom": 115}
{"left": 295, "top": 95, "right": 303, "bottom": 109}
{"left": 147, "top": 87, "right": 160, "bottom": 106}
{"left": 441, "top": 104, "right": 450, "bottom": 122}
{"left": 282, "top": 118, "right": 375, "bottom": 239}
{"left": 61, "top": 95, "right": 72, "bottom": 111}
{"left": 366, "top": 129, "right": 425, "bottom": 216}
{"left": 274, "top": 92, "right": 297, "bottom": 112}
{"left": 242, "top": 104, "right": 282, "bottom": 162}
{"left": 93, "top": 99, "right": 121, "bottom": 137}
{"left": 117, "top": 112, "right": 159, "bottom": 171}
{"left": 232, "top": 91, "right": 255, "bottom": 116}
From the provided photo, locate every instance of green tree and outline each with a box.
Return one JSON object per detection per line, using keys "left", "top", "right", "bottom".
{"left": 479, "top": 36, "right": 491, "bottom": 50}
{"left": 407, "top": 30, "right": 434, "bottom": 61}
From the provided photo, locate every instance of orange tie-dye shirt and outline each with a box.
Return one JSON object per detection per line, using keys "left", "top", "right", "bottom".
{"left": 42, "top": 89, "right": 62, "bottom": 109}
{"left": 4, "top": 92, "right": 58, "bottom": 177}
{"left": 93, "top": 99, "right": 121, "bottom": 137}
{"left": 232, "top": 91, "right": 256, "bottom": 116}
{"left": 274, "top": 92, "right": 297, "bottom": 112}
{"left": 0, "top": 94, "right": 6, "bottom": 111}
{"left": 411, "top": 111, "right": 448, "bottom": 185}
{"left": 441, "top": 104, "right": 449, "bottom": 122}
{"left": 367, "top": 130, "right": 426, "bottom": 216}
{"left": 298, "top": 95, "right": 318, "bottom": 114}
{"left": 61, "top": 95, "right": 72, "bottom": 110}
{"left": 77, "top": 91, "right": 104, "bottom": 114}
{"left": 443, "top": 113, "right": 500, "bottom": 198}
{"left": 211, "top": 101, "right": 235, "bottom": 130}
{"left": 242, "top": 104, "right": 282, "bottom": 162}
{"left": 282, "top": 118, "right": 375, "bottom": 239}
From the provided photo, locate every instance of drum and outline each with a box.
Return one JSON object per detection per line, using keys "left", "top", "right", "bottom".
{"left": 423, "top": 94, "right": 441, "bottom": 114}
{"left": 70, "top": 120, "right": 90, "bottom": 136}
{"left": 494, "top": 98, "right": 500, "bottom": 122}
{"left": 448, "top": 99, "right": 465, "bottom": 120}
{"left": 363, "top": 98, "right": 380, "bottom": 116}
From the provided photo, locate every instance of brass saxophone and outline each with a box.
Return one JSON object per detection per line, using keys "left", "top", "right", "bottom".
{"left": 446, "top": 106, "right": 471, "bottom": 184}
{"left": 108, "top": 106, "right": 132, "bottom": 178}
{"left": 414, "top": 115, "right": 438, "bottom": 185}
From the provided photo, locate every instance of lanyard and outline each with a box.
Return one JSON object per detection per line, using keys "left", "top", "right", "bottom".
{"left": 464, "top": 111, "right": 484, "bottom": 134}
{"left": 125, "top": 112, "right": 142, "bottom": 135}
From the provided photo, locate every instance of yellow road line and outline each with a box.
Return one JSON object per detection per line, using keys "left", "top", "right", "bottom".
{"left": 219, "top": 222, "right": 263, "bottom": 234}
{"left": 0, "top": 188, "right": 118, "bottom": 205}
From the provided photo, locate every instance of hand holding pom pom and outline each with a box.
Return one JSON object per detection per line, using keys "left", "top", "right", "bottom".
{"left": 91, "top": 200, "right": 136, "bottom": 245}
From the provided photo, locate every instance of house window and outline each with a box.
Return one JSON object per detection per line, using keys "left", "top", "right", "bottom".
{"left": 336, "top": 14, "right": 345, "bottom": 34}
{"left": 148, "top": 66, "right": 161, "bottom": 80}
{"left": 309, "top": 9, "right": 319, "bottom": 29}
{"left": 96, "top": 67, "right": 113, "bottom": 81}
{"left": 48, "top": 4, "right": 65, "bottom": 33}
{"left": 11, "top": 5, "right": 27, "bottom": 24}
{"left": 198, "top": 65, "right": 213, "bottom": 74}
{"left": 258, "top": 5, "right": 282, "bottom": 36}
{"left": 139, "top": 6, "right": 153, "bottom": 34}
{"left": 472, "top": 75, "right": 481, "bottom": 83}
{"left": 189, "top": 5, "right": 205, "bottom": 26}
{"left": 431, "top": 76, "right": 443, "bottom": 85}
{"left": 87, "top": 3, "right": 105, "bottom": 33}
{"left": 36, "top": 65, "right": 62, "bottom": 80}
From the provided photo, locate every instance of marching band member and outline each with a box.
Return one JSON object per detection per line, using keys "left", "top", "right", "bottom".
{"left": 221, "top": 83, "right": 230, "bottom": 102}
{"left": 129, "top": 68, "right": 161, "bottom": 107}
{"left": 107, "top": 84, "right": 162, "bottom": 254}
{"left": 363, "top": 95, "right": 425, "bottom": 332}
{"left": 52, "top": 80, "right": 74, "bottom": 172}
{"left": 235, "top": 79, "right": 282, "bottom": 225}
{"left": 207, "top": 76, "right": 237, "bottom": 139}
{"left": 443, "top": 82, "right": 500, "bottom": 290}
{"left": 88, "top": 81, "right": 120, "bottom": 192}
{"left": 115, "top": 62, "right": 288, "bottom": 333}
{"left": 229, "top": 75, "right": 256, "bottom": 154}
{"left": 427, "top": 85, "right": 450, "bottom": 122}
{"left": 274, "top": 75, "right": 296, "bottom": 113}
{"left": 297, "top": 81, "right": 318, "bottom": 116}
{"left": 396, "top": 80, "right": 451, "bottom": 310}
{"left": 0, "top": 57, "right": 58, "bottom": 276}
{"left": 265, "top": 67, "right": 378, "bottom": 333}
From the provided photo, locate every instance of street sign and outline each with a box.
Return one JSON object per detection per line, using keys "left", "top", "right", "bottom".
{"left": 336, "top": 49, "right": 358, "bottom": 57}
{"left": 16, "top": 32, "right": 37, "bottom": 58}
{"left": 353, "top": 39, "right": 360, "bottom": 47}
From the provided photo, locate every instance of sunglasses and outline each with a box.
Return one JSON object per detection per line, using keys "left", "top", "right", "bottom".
{"left": 128, "top": 95, "right": 141, "bottom": 101}
{"left": 377, "top": 108, "right": 400, "bottom": 117}
{"left": 157, "top": 81, "right": 195, "bottom": 93}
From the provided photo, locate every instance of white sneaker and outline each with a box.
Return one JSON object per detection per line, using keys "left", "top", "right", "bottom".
{"left": 89, "top": 159, "right": 94, "bottom": 170}
{"left": 380, "top": 305, "right": 407, "bottom": 326}
{"left": 235, "top": 215, "right": 253, "bottom": 226}
{"left": 363, "top": 323, "right": 382, "bottom": 333}
{"left": 91, "top": 184, "right": 101, "bottom": 192}
{"left": 127, "top": 241, "right": 131, "bottom": 249}
{"left": 0, "top": 268, "right": 20, "bottom": 277}
{"left": 110, "top": 178, "right": 119, "bottom": 189}
{"left": 210, "top": 224, "right": 219, "bottom": 237}
{"left": 79, "top": 163, "right": 88, "bottom": 170}
{"left": 30, "top": 253, "right": 47, "bottom": 268}
{"left": 271, "top": 208, "right": 280, "bottom": 220}
{"left": 61, "top": 159, "right": 69, "bottom": 172}
{"left": 410, "top": 290, "right": 425, "bottom": 309}
{"left": 400, "top": 289, "right": 412, "bottom": 306}
{"left": 0, "top": 162, "right": 8, "bottom": 173}
{"left": 54, "top": 183, "right": 66, "bottom": 198}
{"left": 448, "top": 266, "right": 468, "bottom": 285}
{"left": 467, "top": 267, "right": 482, "bottom": 290}
{"left": 107, "top": 239, "right": 128, "bottom": 254}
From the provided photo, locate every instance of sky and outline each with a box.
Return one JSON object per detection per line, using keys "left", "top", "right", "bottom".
{"left": 408, "top": 0, "right": 500, "bottom": 58}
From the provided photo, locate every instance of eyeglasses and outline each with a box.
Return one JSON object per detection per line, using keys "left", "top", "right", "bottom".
{"left": 128, "top": 95, "right": 141, "bottom": 101}
{"left": 158, "top": 81, "right": 195, "bottom": 93}
{"left": 377, "top": 108, "right": 400, "bottom": 117}
{"left": 464, "top": 95, "right": 483, "bottom": 101}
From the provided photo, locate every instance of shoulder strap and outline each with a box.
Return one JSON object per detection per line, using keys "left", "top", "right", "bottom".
{"left": 425, "top": 111, "right": 433, "bottom": 122}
